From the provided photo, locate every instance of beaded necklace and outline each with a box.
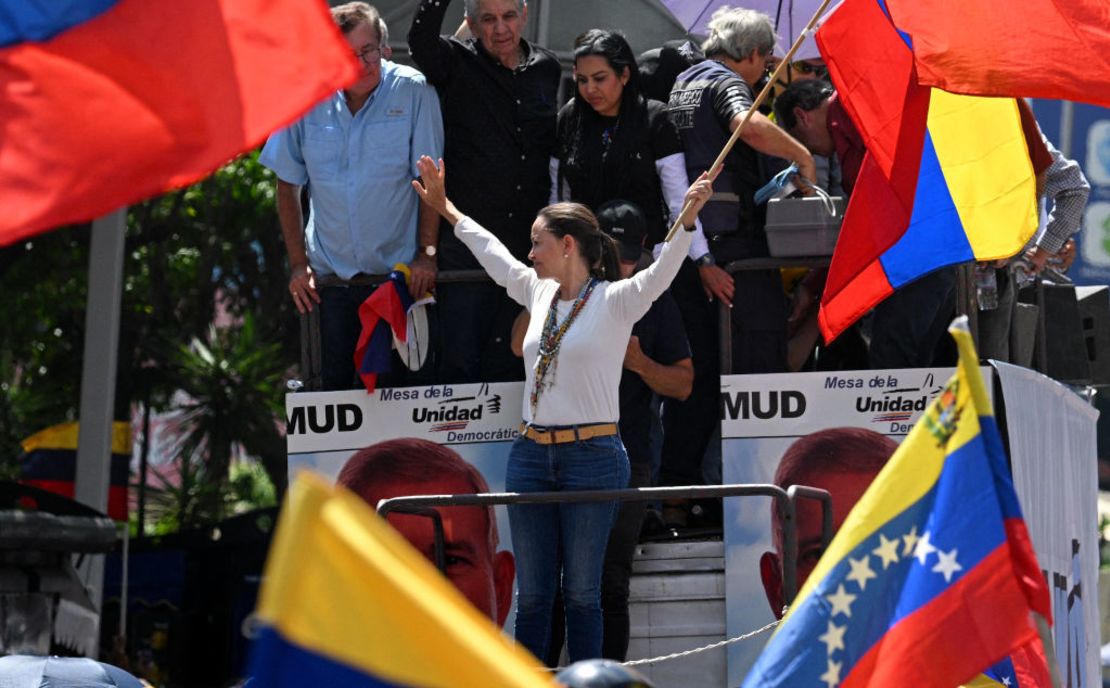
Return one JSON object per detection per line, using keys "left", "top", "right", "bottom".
{"left": 530, "top": 277, "right": 599, "bottom": 416}
{"left": 601, "top": 121, "right": 618, "bottom": 155}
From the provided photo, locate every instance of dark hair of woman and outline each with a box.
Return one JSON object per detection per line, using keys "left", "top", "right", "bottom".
{"left": 560, "top": 30, "right": 648, "bottom": 197}
{"left": 537, "top": 202, "right": 621, "bottom": 282}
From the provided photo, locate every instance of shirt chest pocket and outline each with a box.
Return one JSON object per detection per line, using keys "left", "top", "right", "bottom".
{"left": 303, "top": 124, "right": 344, "bottom": 182}
{"left": 364, "top": 116, "right": 412, "bottom": 178}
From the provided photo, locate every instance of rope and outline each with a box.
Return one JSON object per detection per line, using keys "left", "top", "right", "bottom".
{"left": 621, "top": 618, "right": 782, "bottom": 667}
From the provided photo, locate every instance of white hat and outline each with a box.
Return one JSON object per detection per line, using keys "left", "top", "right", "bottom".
{"left": 393, "top": 295, "right": 434, "bottom": 371}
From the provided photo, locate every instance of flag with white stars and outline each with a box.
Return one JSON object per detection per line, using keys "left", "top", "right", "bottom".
{"left": 742, "top": 318, "right": 1051, "bottom": 688}
{"left": 960, "top": 645, "right": 1053, "bottom": 687}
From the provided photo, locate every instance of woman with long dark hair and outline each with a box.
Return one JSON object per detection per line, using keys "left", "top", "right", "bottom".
{"left": 412, "top": 155, "right": 712, "bottom": 662}
{"left": 552, "top": 30, "right": 732, "bottom": 304}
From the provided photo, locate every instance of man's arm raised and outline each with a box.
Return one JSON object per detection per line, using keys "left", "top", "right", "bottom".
{"left": 407, "top": 0, "right": 457, "bottom": 87}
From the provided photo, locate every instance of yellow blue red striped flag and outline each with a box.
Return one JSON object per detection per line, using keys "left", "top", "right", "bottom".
{"left": 743, "top": 318, "right": 1051, "bottom": 687}
{"left": 248, "top": 473, "right": 552, "bottom": 687}
{"left": 814, "top": 0, "right": 1039, "bottom": 340}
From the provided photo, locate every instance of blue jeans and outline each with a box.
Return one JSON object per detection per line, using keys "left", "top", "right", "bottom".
{"left": 506, "top": 433, "right": 630, "bottom": 663}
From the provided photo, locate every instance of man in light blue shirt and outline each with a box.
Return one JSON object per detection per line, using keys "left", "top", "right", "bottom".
{"left": 261, "top": 2, "right": 444, "bottom": 390}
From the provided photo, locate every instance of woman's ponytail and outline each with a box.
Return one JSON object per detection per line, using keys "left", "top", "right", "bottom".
{"left": 537, "top": 202, "right": 622, "bottom": 281}
{"left": 595, "top": 232, "right": 621, "bottom": 281}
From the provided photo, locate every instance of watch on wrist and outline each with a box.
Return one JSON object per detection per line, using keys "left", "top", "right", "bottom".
{"left": 422, "top": 245, "right": 437, "bottom": 258}
{"left": 694, "top": 252, "right": 715, "bottom": 268}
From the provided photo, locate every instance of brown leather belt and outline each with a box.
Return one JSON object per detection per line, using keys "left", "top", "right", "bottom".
{"left": 519, "top": 422, "right": 618, "bottom": 445}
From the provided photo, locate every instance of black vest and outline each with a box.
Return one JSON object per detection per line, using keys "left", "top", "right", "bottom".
{"left": 668, "top": 60, "right": 769, "bottom": 260}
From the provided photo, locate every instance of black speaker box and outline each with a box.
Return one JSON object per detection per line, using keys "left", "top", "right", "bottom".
{"left": 1018, "top": 283, "right": 1091, "bottom": 384}
{"left": 1075, "top": 285, "right": 1110, "bottom": 386}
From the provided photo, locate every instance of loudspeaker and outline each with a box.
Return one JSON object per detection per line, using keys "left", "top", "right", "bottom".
{"left": 1018, "top": 283, "right": 1091, "bottom": 384}
{"left": 1075, "top": 286, "right": 1110, "bottom": 386}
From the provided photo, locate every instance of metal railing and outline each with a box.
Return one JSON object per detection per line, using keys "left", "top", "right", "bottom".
{"left": 299, "top": 255, "right": 1081, "bottom": 388}
{"left": 299, "top": 269, "right": 491, "bottom": 391}
{"left": 299, "top": 256, "right": 840, "bottom": 388}
{"left": 378, "top": 482, "right": 832, "bottom": 606}
{"left": 718, "top": 256, "right": 830, "bottom": 375}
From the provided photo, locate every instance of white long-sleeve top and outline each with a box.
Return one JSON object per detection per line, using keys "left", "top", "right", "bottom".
{"left": 454, "top": 216, "right": 694, "bottom": 426}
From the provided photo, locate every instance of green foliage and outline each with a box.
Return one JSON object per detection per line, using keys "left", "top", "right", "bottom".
{"left": 1, "top": 151, "right": 295, "bottom": 526}
{"left": 140, "top": 454, "right": 278, "bottom": 536}
{"left": 158, "top": 313, "right": 286, "bottom": 526}
{"left": 0, "top": 226, "right": 91, "bottom": 470}
{"left": 228, "top": 461, "right": 278, "bottom": 513}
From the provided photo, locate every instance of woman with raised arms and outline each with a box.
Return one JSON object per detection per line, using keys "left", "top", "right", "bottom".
{"left": 412, "top": 155, "right": 711, "bottom": 662}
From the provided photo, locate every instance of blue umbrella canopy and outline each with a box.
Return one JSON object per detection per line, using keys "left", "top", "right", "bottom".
{"left": 0, "top": 656, "right": 144, "bottom": 688}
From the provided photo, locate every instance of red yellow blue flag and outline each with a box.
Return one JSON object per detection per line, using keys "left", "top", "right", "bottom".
{"left": 0, "top": 0, "right": 358, "bottom": 246}
{"left": 741, "top": 317, "right": 1051, "bottom": 687}
{"left": 883, "top": 0, "right": 1110, "bottom": 109}
{"left": 20, "top": 421, "right": 131, "bottom": 521}
{"left": 814, "top": 0, "right": 1039, "bottom": 341}
{"left": 355, "top": 268, "right": 414, "bottom": 394}
{"left": 248, "top": 473, "right": 551, "bottom": 687}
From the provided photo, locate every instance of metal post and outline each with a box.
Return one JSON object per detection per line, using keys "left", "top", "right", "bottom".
{"left": 536, "top": 0, "right": 552, "bottom": 48}
{"left": 119, "top": 523, "right": 129, "bottom": 638}
{"left": 137, "top": 391, "right": 151, "bottom": 538}
{"left": 955, "top": 263, "right": 979, "bottom": 349}
{"left": 74, "top": 207, "right": 127, "bottom": 657}
{"left": 1058, "top": 100, "right": 1074, "bottom": 159}
{"left": 719, "top": 297, "right": 733, "bottom": 375}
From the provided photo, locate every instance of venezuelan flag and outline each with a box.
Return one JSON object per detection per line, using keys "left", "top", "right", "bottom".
{"left": 355, "top": 267, "right": 415, "bottom": 394}
{"left": 814, "top": 0, "right": 1039, "bottom": 341}
{"left": 20, "top": 421, "right": 131, "bottom": 521}
{"left": 962, "top": 656, "right": 1036, "bottom": 687}
{"left": 742, "top": 318, "right": 1051, "bottom": 687}
{"left": 961, "top": 642, "right": 1053, "bottom": 688}
{"left": 248, "top": 474, "right": 551, "bottom": 687}
{"left": 884, "top": 0, "right": 1110, "bottom": 110}
{"left": 0, "top": 0, "right": 358, "bottom": 246}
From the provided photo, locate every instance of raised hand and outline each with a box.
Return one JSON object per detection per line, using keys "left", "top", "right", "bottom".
{"left": 411, "top": 156, "right": 448, "bottom": 214}
{"left": 412, "top": 155, "right": 464, "bottom": 226}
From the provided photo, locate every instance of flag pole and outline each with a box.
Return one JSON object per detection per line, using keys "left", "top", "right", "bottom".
{"left": 1033, "top": 611, "right": 1064, "bottom": 688}
{"left": 664, "top": 0, "right": 835, "bottom": 243}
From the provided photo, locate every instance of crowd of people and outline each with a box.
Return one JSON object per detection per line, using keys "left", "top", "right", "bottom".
{"left": 261, "top": 0, "right": 1090, "bottom": 667}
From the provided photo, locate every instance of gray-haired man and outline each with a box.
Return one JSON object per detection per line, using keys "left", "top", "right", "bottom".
{"left": 408, "top": 0, "right": 561, "bottom": 384}
{"left": 660, "top": 7, "right": 815, "bottom": 519}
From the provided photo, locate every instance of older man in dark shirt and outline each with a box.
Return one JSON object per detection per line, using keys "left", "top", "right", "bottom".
{"left": 408, "top": 0, "right": 561, "bottom": 383}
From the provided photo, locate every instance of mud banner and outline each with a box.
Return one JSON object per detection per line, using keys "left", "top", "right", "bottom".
{"left": 285, "top": 379, "right": 523, "bottom": 513}
{"left": 285, "top": 382, "right": 525, "bottom": 628}
{"left": 719, "top": 367, "right": 986, "bottom": 685}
